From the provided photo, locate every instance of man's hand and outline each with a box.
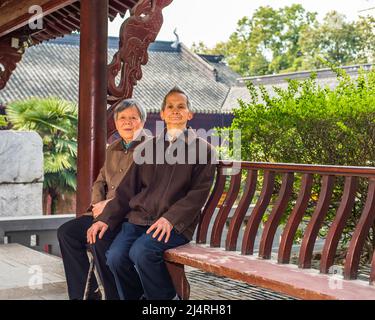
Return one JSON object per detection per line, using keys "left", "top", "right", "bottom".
{"left": 146, "top": 217, "right": 173, "bottom": 243}
{"left": 87, "top": 221, "right": 109, "bottom": 244}
{"left": 92, "top": 199, "right": 112, "bottom": 218}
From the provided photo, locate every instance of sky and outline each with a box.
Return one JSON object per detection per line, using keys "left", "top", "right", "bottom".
{"left": 108, "top": 0, "right": 375, "bottom": 48}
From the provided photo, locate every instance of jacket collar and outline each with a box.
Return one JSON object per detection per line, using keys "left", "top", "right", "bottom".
{"left": 156, "top": 126, "right": 197, "bottom": 146}
{"left": 113, "top": 129, "right": 151, "bottom": 151}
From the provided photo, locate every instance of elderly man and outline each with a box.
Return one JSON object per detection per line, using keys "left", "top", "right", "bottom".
{"left": 57, "top": 99, "right": 148, "bottom": 300}
{"left": 88, "top": 87, "right": 216, "bottom": 300}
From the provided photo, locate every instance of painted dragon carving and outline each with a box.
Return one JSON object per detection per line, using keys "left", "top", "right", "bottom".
{"left": 107, "top": 0, "right": 173, "bottom": 137}
{"left": 0, "top": 42, "right": 22, "bottom": 90}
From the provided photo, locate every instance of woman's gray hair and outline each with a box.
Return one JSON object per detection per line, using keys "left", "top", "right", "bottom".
{"left": 113, "top": 99, "right": 147, "bottom": 122}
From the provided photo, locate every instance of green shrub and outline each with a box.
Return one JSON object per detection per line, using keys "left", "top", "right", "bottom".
{"left": 232, "top": 69, "right": 375, "bottom": 166}
{"left": 229, "top": 67, "right": 375, "bottom": 262}
{"left": 0, "top": 115, "right": 7, "bottom": 127}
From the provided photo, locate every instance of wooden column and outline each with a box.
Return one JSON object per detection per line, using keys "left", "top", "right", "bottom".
{"left": 76, "top": 0, "right": 108, "bottom": 216}
{"left": 0, "top": 41, "right": 23, "bottom": 90}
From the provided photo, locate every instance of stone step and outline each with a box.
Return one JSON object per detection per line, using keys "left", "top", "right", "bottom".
{"left": 0, "top": 243, "right": 68, "bottom": 299}
{"left": 0, "top": 282, "right": 68, "bottom": 300}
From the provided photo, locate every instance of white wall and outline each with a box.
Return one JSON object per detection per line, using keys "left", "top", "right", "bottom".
{"left": 0, "top": 131, "right": 43, "bottom": 217}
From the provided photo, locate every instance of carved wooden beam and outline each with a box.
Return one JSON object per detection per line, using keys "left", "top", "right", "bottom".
{"left": 0, "top": 40, "right": 23, "bottom": 90}
{"left": 0, "top": 0, "right": 77, "bottom": 38}
{"left": 107, "top": 0, "right": 173, "bottom": 138}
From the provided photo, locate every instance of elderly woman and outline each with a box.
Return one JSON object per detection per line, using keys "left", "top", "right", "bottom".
{"left": 57, "top": 99, "right": 148, "bottom": 300}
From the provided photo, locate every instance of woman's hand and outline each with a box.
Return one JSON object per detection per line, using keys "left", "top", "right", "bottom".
{"left": 92, "top": 199, "right": 112, "bottom": 218}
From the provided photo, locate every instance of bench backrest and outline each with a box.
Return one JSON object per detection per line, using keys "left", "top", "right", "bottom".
{"left": 196, "top": 161, "right": 375, "bottom": 283}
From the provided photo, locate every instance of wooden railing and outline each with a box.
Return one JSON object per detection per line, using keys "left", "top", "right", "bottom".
{"left": 196, "top": 161, "right": 375, "bottom": 284}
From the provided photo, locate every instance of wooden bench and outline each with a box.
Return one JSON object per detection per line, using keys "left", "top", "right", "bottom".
{"left": 165, "top": 161, "right": 375, "bottom": 300}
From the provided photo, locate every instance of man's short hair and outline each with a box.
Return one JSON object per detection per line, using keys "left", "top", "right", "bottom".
{"left": 114, "top": 99, "right": 147, "bottom": 122}
{"left": 161, "top": 86, "right": 191, "bottom": 111}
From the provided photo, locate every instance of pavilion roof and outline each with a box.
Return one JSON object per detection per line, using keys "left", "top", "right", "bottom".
{"left": 0, "top": 0, "right": 137, "bottom": 45}
{"left": 0, "top": 34, "right": 233, "bottom": 114}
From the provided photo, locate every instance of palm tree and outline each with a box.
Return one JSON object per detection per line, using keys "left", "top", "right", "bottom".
{"left": 0, "top": 115, "right": 6, "bottom": 127}
{"left": 6, "top": 97, "right": 77, "bottom": 214}
{"left": 0, "top": 104, "right": 8, "bottom": 128}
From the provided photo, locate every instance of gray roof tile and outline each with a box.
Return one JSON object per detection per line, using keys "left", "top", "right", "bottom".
{"left": 0, "top": 35, "right": 230, "bottom": 114}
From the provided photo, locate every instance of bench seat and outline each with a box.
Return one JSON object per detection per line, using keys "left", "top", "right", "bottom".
{"left": 165, "top": 161, "right": 375, "bottom": 300}
{"left": 165, "top": 243, "right": 375, "bottom": 300}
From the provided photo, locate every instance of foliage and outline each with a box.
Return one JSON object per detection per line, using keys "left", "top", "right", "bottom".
{"left": 193, "top": 5, "right": 375, "bottom": 76}
{"left": 0, "top": 114, "right": 6, "bottom": 127}
{"left": 232, "top": 68, "right": 375, "bottom": 166}
{"left": 299, "top": 12, "right": 375, "bottom": 70}
{"left": 6, "top": 98, "right": 78, "bottom": 214}
{"left": 228, "top": 67, "right": 375, "bottom": 261}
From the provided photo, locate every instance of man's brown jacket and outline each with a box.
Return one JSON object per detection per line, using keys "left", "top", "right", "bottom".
{"left": 96, "top": 128, "right": 216, "bottom": 240}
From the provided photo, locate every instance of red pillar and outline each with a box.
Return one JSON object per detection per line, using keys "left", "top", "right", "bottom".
{"left": 76, "top": 0, "right": 108, "bottom": 216}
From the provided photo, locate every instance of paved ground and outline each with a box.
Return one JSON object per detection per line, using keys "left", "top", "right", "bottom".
{"left": 2, "top": 243, "right": 370, "bottom": 300}
{"left": 0, "top": 244, "right": 67, "bottom": 300}
{"left": 0, "top": 244, "right": 295, "bottom": 300}
{"left": 186, "top": 267, "right": 295, "bottom": 300}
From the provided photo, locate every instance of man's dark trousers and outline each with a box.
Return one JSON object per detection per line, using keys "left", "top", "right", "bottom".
{"left": 106, "top": 222, "right": 189, "bottom": 300}
{"left": 57, "top": 215, "right": 120, "bottom": 300}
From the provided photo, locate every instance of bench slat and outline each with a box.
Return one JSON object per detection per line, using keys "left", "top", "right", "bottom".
{"left": 197, "top": 167, "right": 226, "bottom": 244}
{"left": 299, "top": 175, "right": 335, "bottom": 268}
{"left": 210, "top": 172, "right": 242, "bottom": 247}
{"left": 221, "top": 161, "right": 375, "bottom": 177}
{"left": 226, "top": 170, "right": 258, "bottom": 251}
{"left": 344, "top": 179, "right": 375, "bottom": 279}
{"left": 278, "top": 173, "right": 313, "bottom": 263}
{"left": 165, "top": 244, "right": 375, "bottom": 300}
{"left": 370, "top": 251, "right": 375, "bottom": 284}
{"left": 320, "top": 176, "right": 358, "bottom": 273}
{"left": 242, "top": 170, "right": 275, "bottom": 255}
{"left": 259, "top": 172, "right": 294, "bottom": 259}
{"left": 172, "top": 162, "right": 375, "bottom": 299}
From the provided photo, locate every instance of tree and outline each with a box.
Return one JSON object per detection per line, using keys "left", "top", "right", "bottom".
{"left": 6, "top": 98, "right": 77, "bottom": 214}
{"left": 191, "top": 41, "right": 212, "bottom": 54}
{"left": 299, "top": 12, "right": 375, "bottom": 69}
{"left": 194, "top": 6, "right": 375, "bottom": 76}
{"left": 355, "top": 15, "right": 375, "bottom": 64}
{"left": 193, "top": 4, "right": 318, "bottom": 76}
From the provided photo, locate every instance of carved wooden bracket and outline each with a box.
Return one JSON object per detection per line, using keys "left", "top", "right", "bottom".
{"left": 107, "top": 0, "right": 173, "bottom": 138}
{"left": 0, "top": 41, "right": 23, "bottom": 90}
